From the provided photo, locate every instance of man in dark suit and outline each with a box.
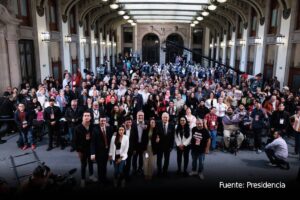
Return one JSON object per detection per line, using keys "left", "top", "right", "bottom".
{"left": 91, "top": 115, "right": 113, "bottom": 184}
{"left": 43, "top": 98, "right": 62, "bottom": 151}
{"left": 155, "top": 112, "right": 175, "bottom": 177}
{"left": 123, "top": 116, "right": 137, "bottom": 180}
{"left": 132, "top": 111, "right": 147, "bottom": 175}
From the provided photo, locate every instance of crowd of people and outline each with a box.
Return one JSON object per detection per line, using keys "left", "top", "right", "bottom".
{"left": 0, "top": 56, "right": 299, "bottom": 189}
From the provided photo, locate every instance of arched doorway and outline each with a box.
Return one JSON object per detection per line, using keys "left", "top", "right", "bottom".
{"left": 166, "top": 33, "right": 184, "bottom": 63}
{"left": 142, "top": 33, "right": 160, "bottom": 64}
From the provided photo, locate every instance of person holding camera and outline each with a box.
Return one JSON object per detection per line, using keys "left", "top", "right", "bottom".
{"left": 222, "top": 107, "right": 245, "bottom": 152}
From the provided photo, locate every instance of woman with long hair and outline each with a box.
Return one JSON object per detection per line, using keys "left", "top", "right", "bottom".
{"left": 109, "top": 126, "right": 129, "bottom": 188}
{"left": 141, "top": 118, "right": 158, "bottom": 180}
{"left": 175, "top": 116, "right": 192, "bottom": 176}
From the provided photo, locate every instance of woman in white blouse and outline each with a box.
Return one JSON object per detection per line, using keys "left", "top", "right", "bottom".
{"left": 205, "top": 92, "right": 217, "bottom": 109}
{"left": 175, "top": 116, "right": 192, "bottom": 176}
{"left": 109, "top": 126, "right": 129, "bottom": 188}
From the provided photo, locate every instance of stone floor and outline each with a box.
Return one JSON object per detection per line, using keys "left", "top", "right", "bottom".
{"left": 0, "top": 133, "right": 299, "bottom": 194}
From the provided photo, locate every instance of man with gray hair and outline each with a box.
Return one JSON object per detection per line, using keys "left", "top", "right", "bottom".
{"left": 156, "top": 112, "right": 175, "bottom": 177}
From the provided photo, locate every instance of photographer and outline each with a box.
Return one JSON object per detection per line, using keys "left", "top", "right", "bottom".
{"left": 222, "top": 107, "right": 245, "bottom": 152}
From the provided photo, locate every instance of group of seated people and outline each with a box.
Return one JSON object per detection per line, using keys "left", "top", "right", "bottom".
{"left": 0, "top": 60, "right": 299, "bottom": 189}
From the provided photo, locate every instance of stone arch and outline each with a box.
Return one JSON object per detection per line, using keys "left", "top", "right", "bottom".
{"left": 90, "top": 6, "right": 112, "bottom": 27}
{"left": 142, "top": 33, "right": 160, "bottom": 64}
{"left": 61, "top": 0, "right": 80, "bottom": 22}
{"left": 214, "top": 9, "right": 236, "bottom": 27}
{"left": 240, "top": 0, "right": 265, "bottom": 23}
{"left": 79, "top": 4, "right": 108, "bottom": 25}
{"left": 220, "top": 3, "right": 248, "bottom": 29}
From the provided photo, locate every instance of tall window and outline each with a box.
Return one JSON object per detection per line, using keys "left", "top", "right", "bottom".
{"left": 69, "top": 7, "right": 77, "bottom": 34}
{"left": 237, "top": 16, "right": 243, "bottom": 39}
{"left": 12, "top": 0, "right": 31, "bottom": 26}
{"left": 250, "top": 8, "right": 258, "bottom": 37}
{"left": 84, "top": 17, "right": 90, "bottom": 37}
{"left": 49, "top": 0, "right": 58, "bottom": 31}
{"left": 123, "top": 27, "right": 133, "bottom": 43}
{"left": 296, "top": 1, "right": 300, "bottom": 30}
{"left": 268, "top": 0, "right": 279, "bottom": 34}
{"left": 227, "top": 23, "right": 232, "bottom": 40}
{"left": 192, "top": 28, "right": 203, "bottom": 45}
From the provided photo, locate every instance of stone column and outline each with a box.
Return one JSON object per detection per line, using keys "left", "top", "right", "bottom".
{"left": 99, "top": 32, "right": 103, "bottom": 65}
{"left": 78, "top": 26, "right": 85, "bottom": 75}
{"left": 222, "top": 33, "right": 227, "bottom": 64}
{"left": 90, "top": 29, "right": 96, "bottom": 74}
{"left": 275, "top": 14, "right": 292, "bottom": 88}
{"left": 215, "top": 36, "right": 220, "bottom": 62}
{"left": 112, "top": 35, "right": 115, "bottom": 67}
{"left": 230, "top": 32, "right": 237, "bottom": 68}
{"left": 240, "top": 27, "right": 249, "bottom": 72}
{"left": 6, "top": 38, "right": 21, "bottom": 87}
{"left": 59, "top": 7, "right": 71, "bottom": 72}
{"left": 0, "top": 26, "right": 11, "bottom": 91}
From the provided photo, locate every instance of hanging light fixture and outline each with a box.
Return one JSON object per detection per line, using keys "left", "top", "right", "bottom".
{"left": 131, "top": 22, "right": 136, "bottom": 26}
{"left": 118, "top": 10, "right": 126, "bottom": 15}
{"left": 110, "top": 3, "right": 119, "bottom": 10}
{"left": 217, "top": 0, "right": 227, "bottom": 3}
{"left": 202, "top": 11, "right": 209, "bottom": 16}
{"left": 208, "top": 4, "right": 217, "bottom": 11}
{"left": 123, "top": 15, "right": 130, "bottom": 20}
{"left": 197, "top": 16, "right": 204, "bottom": 21}
{"left": 190, "top": 23, "right": 195, "bottom": 27}
{"left": 193, "top": 20, "right": 199, "bottom": 24}
{"left": 128, "top": 19, "right": 133, "bottom": 23}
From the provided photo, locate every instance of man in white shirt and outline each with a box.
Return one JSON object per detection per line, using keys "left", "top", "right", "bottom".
{"left": 216, "top": 97, "right": 227, "bottom": 135}
{"left": 265, "top": 131, "right": 289, "bottom": 170}
{"left": 138, "top": 84, "right": 150, "bottom": 105}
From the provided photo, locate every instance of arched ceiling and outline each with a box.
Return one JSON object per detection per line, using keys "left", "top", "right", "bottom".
{"left": 55, "top": 0, "right": 292, "bottom": 33}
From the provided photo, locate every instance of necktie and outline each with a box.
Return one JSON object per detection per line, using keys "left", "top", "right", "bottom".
{"left": 211, "top": 99, "right": 213, "bottom": 108}
{"left": 102, "top": 128, "right": 108, "bottom": 148}
{"left": 164, "top": 124, "right": 167, "bottom": 135}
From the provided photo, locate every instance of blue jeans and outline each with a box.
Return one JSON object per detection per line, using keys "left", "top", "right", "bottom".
{"left": 68, "top": 127, "right": 75, "bottom": 144}
{"left": 18, "top": 128, "right": 33, "bottom": 146}
{"left": 191, "top": 151, "right": 205, "bottom": 173}
{"left": 114, "top": 160, "right": 126, "bottom": 178}
{"left": 209, "top": 130, "right": 217, "bottom": 150}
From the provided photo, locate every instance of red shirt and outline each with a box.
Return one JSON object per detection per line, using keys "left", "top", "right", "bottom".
{"left": 19, "top": 112, "right": 26, "bottom": 122}
{"left": 204, "top": 113, "right": 218, "bottom": 130}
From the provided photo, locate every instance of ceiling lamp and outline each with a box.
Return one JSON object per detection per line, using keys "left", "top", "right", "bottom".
{"left": 202, "top": 11, "right": 209, "bottom": 16}
{"left": 123, "top": 15, "right": 130, "bottom": 20}
{"left": 102, "top": 0, "right": 108, "bottom": 2}
{"left": 131, "top": 22, "right": 136, "bottom": 26}
{"left": 217, "top": 0, "right": 227, "bottom": 3}
{"left": 128, "top": 19, "right": 133, "bottom": 23}
{"left": 110, "top": 3, "right": 119, "bottom": 10}
{"left": 193, "top": 20, "right": 199, "bottom": 24}
{"left": 190, "top": 23, "right": 195, "bottom": 27}
{"left": 197, "top": 16, "right": 203, "bottom": 21}
{"left": 208, "top": 4, "right": 217, "bottom": 11}
{"left": 118, "top": 10, "right": 126, "bottom": 15}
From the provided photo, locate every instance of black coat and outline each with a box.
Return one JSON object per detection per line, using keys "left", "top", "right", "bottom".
{"left": 124, "top": 127, "right": 138, "bottom": 154}
{"left": 74, "top": 124, "right": 93, "bottom": 153}
{"left": 43, "top": 106, "right": 61, "bottom": 125}
{"left": 90, "top": 126, "right": 113, "bottom": 157}
{"left": 65, "top": 107, "right": 82, "bottom": 127}
{"left": 270, "top": 110, "right": 290, "bottom": 131}
{"left": 141, "top": 128, "right": 159, "bottom": 155}
{"left": 155, "top": 122, "right": 175, "bottom": 152}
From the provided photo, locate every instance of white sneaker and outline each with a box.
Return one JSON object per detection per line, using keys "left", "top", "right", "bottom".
{"left": 267, "top": 162, "right": 277, "bottom": 167}
{"left": 198, "top": 173, "right": 204, "bottom": 180}
{"left": 189, "top": 171, "right": 198, "bottom": 176}
{"left": 80, "top": 179, "right": 85, "bottom": 188}
{"left": 89, "top": 175, "right": 98, "bottom": 182}
{"left": 256, "top": 149, "right": 262, "bottom": 154}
